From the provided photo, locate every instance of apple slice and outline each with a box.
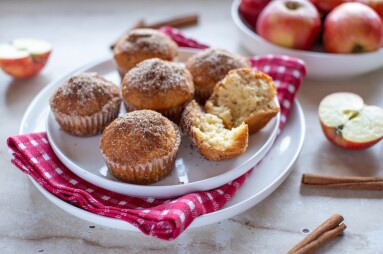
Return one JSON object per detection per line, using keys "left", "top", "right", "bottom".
{"left": 319, "top": 92, "right": 383, "bottom": 150}
{"left": 0, "top": 38, "right": 52, "bottom": 79}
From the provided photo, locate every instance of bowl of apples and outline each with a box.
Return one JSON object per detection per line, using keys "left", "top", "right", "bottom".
{"left": 232, "top": 0, "right": 383, "bottom": 80}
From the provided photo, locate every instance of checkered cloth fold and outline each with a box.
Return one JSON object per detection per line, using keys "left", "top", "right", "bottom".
{"left": 7, "top": 27, "right": 306, "bottom": 240}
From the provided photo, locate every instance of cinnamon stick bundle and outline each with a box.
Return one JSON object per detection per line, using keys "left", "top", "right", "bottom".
{"left": 288, "top": 214, "right": 346, "bottom": 254}
{"left": 301, "top": 174, "right": 383, "bottom": 190}
{"left": 110, "top": 14, "right": 198, "bottom": 49}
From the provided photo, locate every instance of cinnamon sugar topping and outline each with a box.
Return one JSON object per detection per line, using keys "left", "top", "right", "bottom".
{"left": 117, "top": 28, "right": 177, "bottom": 56}
{"left": 190, "top": 48, "right": 249, "bottom": 79}
{"left": 100, "top": 110, "right": 179, "bottom": 164}
{"left": 50, "top": 72, "right": 121, "bottom": 116}
{"left": 113, "top": 110, "right": 168, "bottom": 140}
{"left": 123, "top": 58, "right": 190, "bottom": 96}
{"left": 60, "top": 72, "right": 114, "bottom": 98}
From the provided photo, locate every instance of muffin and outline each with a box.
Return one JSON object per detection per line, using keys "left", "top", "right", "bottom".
{"left": 186, "top": 48, "right": 251, "bottom": 103}
{"left": 181, "top": 100, "right": 248, "bottom": 161}
{"left": 205, "top": 68, "right": 280, "bottom": 135}
{"left": 122, "top": 58, "right": 194, "bottom": 122}
{"left": 100, "top": 110, "right": 181, "bottom": 185}
{"left": 50, "top": 72, "right": 122, "bottom": 136}
{"left": 113, "top": 28, "right": 178, "bottom": 77}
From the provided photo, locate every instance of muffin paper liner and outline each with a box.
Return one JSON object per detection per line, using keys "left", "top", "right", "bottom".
{"left": 101, "top": 125, "right": 181, "bottom": 185}
{"left": 123, "top": 99, "right": 185, "bottom": 123}
{"left": 52, "top": 98, "right": 121, "bottom": 137}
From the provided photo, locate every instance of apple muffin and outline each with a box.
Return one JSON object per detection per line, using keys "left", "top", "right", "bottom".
{"left": 100, "top": 110, "right": 181, "bottom": 185}
{"left": 49, "top": 72, "right": 122, "bottom": 136}
{"left": 113, "top": 28, "right": 178, "bottom": 77}
{"left": 122, "top": 58, "right": 194, "bottom": 122}
{"left": 186, "top": 48, "right": 251, "bottom": 103}
{"left": 205, "top": 68, "right": 279, "bottom": 134}
{"left": 181, "top": 100, "right": 248, "bottom": 161}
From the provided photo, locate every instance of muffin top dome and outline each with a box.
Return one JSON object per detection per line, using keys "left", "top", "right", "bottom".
{"left": 186, "top": 48, "right": 250, "bottom": 90}
{"left": 113, "top": 28, "right": 178, "bottom": 75}
{"left": 122, "top": 58, "right": 194, "bottom": 110}
{"left": 49, "top": 72, "right": 121, "bottom": 116}
{"left": 100, "top": 110, "right": 180, "bottom": 165}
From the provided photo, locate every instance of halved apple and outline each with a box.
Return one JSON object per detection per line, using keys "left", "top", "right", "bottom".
{"left": 0, "top": 38, "right": 52, "bottom": 79}
{"left": 319, "top": 92, "right": 383, "bottom": 150}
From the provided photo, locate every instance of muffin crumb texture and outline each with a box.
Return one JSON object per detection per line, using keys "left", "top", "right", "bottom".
{"left": 205, "top": 68, "right": 279, "bottom": 134}
{"left": 181, "top": 100, "right": 248, "bottom": 161}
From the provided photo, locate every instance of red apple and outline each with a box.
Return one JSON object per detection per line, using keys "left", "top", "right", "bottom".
{"left": 256, "top": 0, "right": 321, "bottom": 50}
{"left": 319, "top": 92, "right": 383, "bottom": 150}
{"left": 355, "top": 0, "right": 383, "bottom": 21}
{"left": 239, "top": 0, "right": 271, "bottom": 27}
{"left": 323, "top": 2, "right": 383, "bottom": 53}
{"left": 0, "top": 38, "right": 52, "bottom": 79}
{"left": 309, "top": 0, "right": 351, "bottom": 14}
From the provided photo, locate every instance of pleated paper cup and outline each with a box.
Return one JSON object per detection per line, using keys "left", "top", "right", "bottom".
{"left": 101, "top": 126, "right": 181, "bottom": 185}
{"left": 52, "top": 98, "right": 121, "bottom": 137}
{"left": 123, "top": 99, "right": 186, "bottom": 123}
{"left": 194, "top": 88, "right": 212, "bottom": 104}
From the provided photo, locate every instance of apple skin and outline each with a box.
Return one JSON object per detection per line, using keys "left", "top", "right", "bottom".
{"left": 256, "top": 0, "right": 321, "bottom": 50}
{"left": 239, "top": 0, "right": 271, "bottom": 27}
{"left": 309, "top": 0, "right": 351, "bottom": 14}
{"left": 320, "top": 120, "right": 383, "bottom": 150}
{"left": 355, "top": 0, "right": 383, "bottom": 21}
{"left": 323, "top": 2, "right": 383, "bottom": 53}
{"left": 0, "top": 51, "right": 51, "bottom": 79}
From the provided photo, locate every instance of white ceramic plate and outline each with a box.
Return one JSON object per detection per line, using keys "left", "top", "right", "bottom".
{"left": 231, "top": 0, "right": 383, "bottom": 80}
{"left": 44, "top": 50, "right": 279, "bottom": 198}
{"left": 20, "top": 78, "right": 305, "bottom": 230}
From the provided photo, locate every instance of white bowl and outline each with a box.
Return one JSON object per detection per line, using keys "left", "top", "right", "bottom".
{"left": 231, "top": 0, "right": 383, "bottom": 80}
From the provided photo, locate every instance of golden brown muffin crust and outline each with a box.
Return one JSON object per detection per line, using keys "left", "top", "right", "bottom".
{"left": 186, "top": 48, "right": 250, "bottom": 91}
{"left": 113, "top": 28, "right": 178, "bottom": 75}
{"left": 122, "top": 58, "right": 194, "bottom": 110}
{"left": 100, "top": 110, "right": 180, "bottom": 165}
{"left": 50, "top": 72, "right": 121, "bottom": 116}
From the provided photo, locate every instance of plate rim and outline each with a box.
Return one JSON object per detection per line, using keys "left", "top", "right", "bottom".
{"left": 18, "top": 50, "right": 305, "bottom": 231}
{"left": 192, "top": 100, "right": 306, "bottom": 227}
{"left": 46, "top": 107, "right": 279, "bottom": 196}
{"left": 42, "top": 52, "right": 280, "bottom": 198}
{"left": 22, "top": 100, "right": 305, "bottom": 231}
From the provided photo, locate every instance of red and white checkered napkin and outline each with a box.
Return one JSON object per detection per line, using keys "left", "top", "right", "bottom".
{"left": 7, "top": 27, "right": 306, "bottom": 241}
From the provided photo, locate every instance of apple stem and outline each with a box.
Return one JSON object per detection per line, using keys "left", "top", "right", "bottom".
{"left": 352, "top": 44, "right": 363, "bottom": 53}
{"left": 285, "top": 1, "right": 300, "bottom": 10}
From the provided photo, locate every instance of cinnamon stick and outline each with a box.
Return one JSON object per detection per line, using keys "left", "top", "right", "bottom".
{"left": 293, "top": 224, "right": 347, "bottom": 254}
{"left": 131, "top": 19, "right": 146, "bottom": 29}
{"left": 288, "top": 214, "right": 346, "bottom": 254}
{"left": 110, "top": 14, "right": 198, "bottom": 49}
{"left": 302, "top": 174, "right": 383, "bottom": 190}
{"left": 140, "top": 15, "right": 198, "bottom": 29}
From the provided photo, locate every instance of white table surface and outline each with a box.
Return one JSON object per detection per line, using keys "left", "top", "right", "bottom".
{"left": 1, "top": 0, "right": 383, "bottom": 253}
